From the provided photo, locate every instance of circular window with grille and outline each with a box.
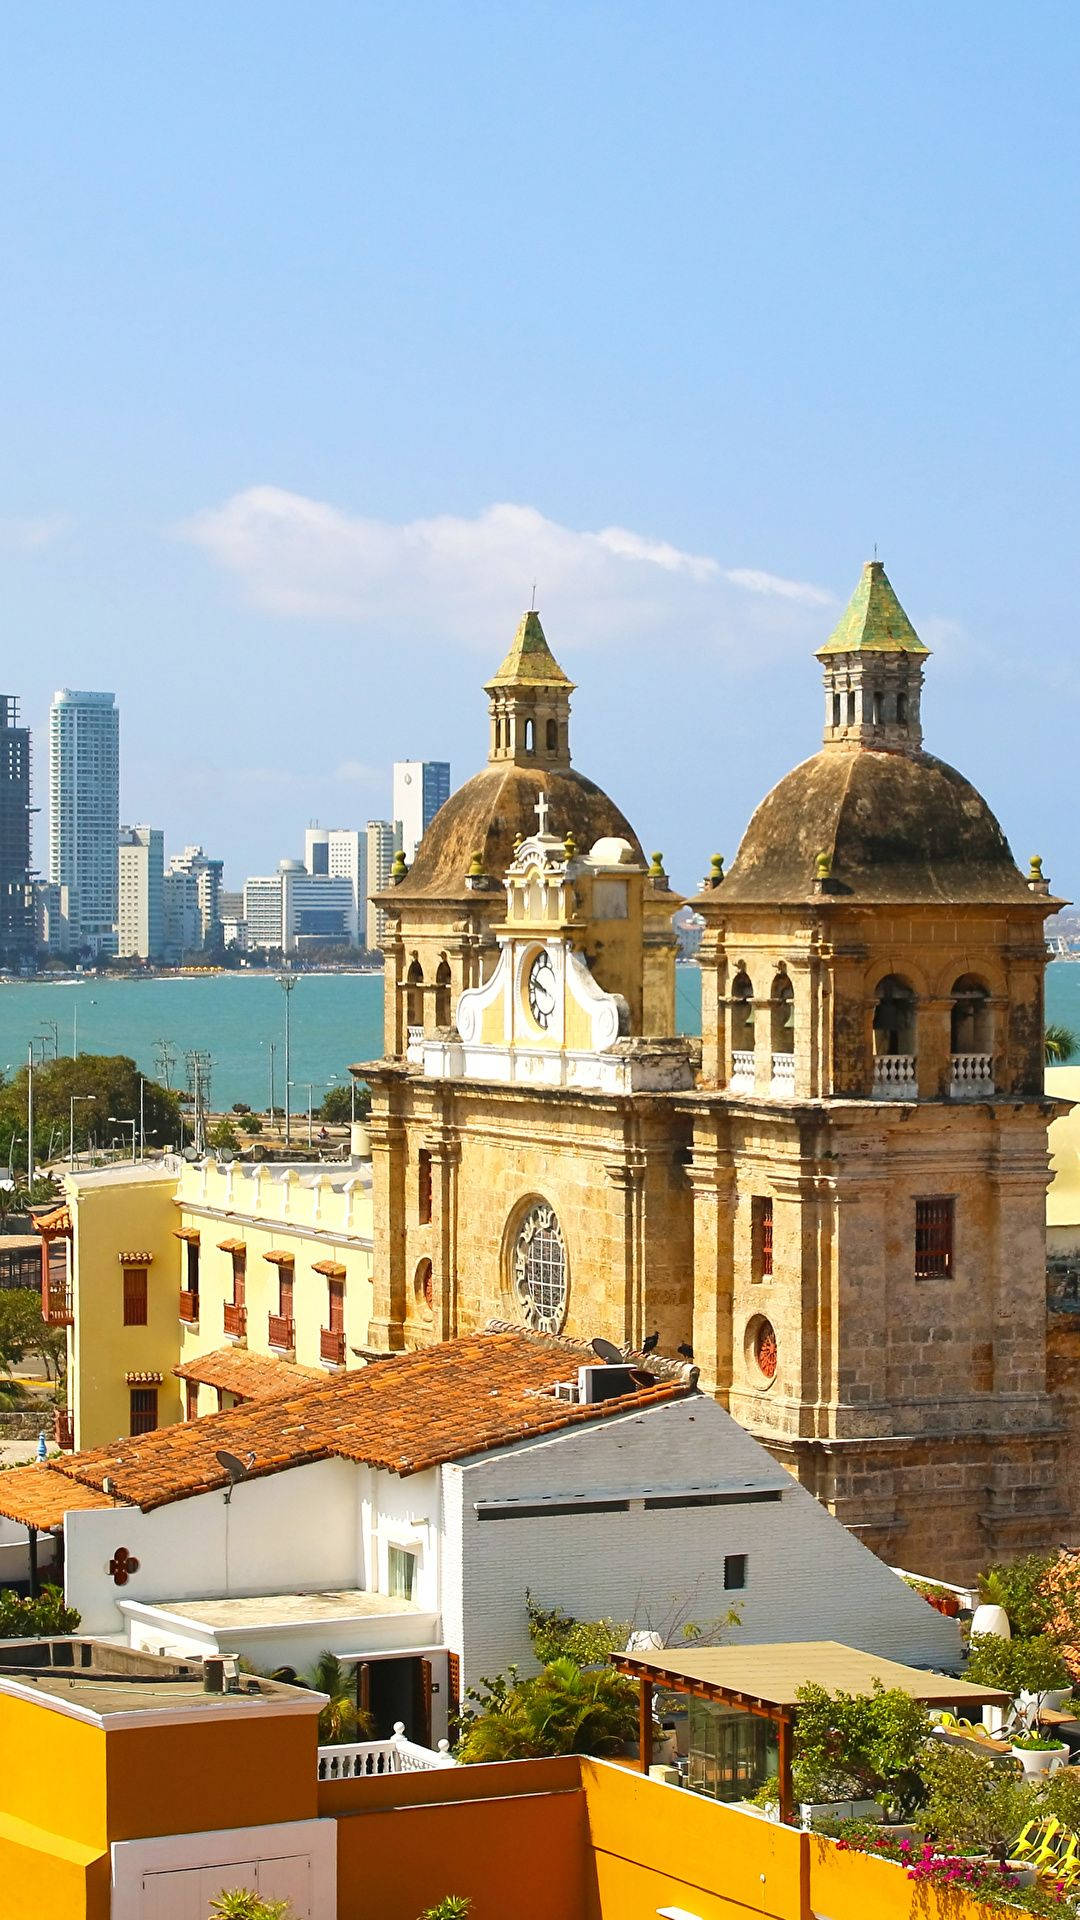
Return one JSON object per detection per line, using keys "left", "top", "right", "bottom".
{"left": 511, "top": 1201, "right": 569, "bottom": 1335}
{"left": 745, "top": 1314, "right": 778, "bottom": 1387}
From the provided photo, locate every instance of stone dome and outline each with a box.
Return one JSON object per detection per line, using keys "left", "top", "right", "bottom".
{"left": 720, "top": 747, "right": 1033, "bottom": 906}
{"left": 393, "top": 762, "right": 644, "bottom": 901}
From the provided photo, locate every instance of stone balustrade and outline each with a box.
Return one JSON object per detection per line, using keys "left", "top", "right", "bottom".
{"left": 317, "top": 1721, "right": 456, "bottom": 1780}
{"left": 872, "top": 1053, "right": 917, "bottom": 1099}
{"left": 730, "top": 1050, "right": 755, "bottom": 1091}
{"left": 770, "top": 1052, "right": 795, "bottom": 1092}
{"left": 950, "top": 1053, "right": 994, "bottom": 1097}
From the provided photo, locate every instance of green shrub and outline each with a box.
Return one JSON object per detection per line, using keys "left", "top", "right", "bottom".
{"left": 915, "top": 1741, "right": 1034, "bottom": 1856}
{"left": 209, "top": 1894, "right": 291, "bottom": 1919}
{"left": 420, "top": 1902, "right": 471, "bottom": 1920}
{"left": 456, "top": 1657, "right": 638, "bottom": 1763}
{"left": 966, "top": 1634, "right": 1069, "bottom": 1695}
{"left": 0, "top": 1584, "right": 80, "bottom": 1638}
{"left": 978, "top": 1555, "right": 1056, "bottom": 1637}
{"left": 793, "top": 1683, "right": 931, "bottom": 1817}
{"left": 524, "top": 1590, "right": 628, "bottom": 1668}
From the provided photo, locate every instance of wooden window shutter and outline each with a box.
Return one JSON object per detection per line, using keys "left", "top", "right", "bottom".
{"left": 447, "top": 1651, "right": 461, "bottom": 1718}
{"left": 420, "top": 1656, "right": 433, "bottom": 1745}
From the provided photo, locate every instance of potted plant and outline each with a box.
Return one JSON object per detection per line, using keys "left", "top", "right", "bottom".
{"left": 792, "top": 1683, "right": 930, "bottom": 1824}
{"left": 1009, "top": 1730, "right": 1070, "bottom": 1776}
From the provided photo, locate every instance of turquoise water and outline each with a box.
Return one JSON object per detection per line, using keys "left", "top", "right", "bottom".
{"left": 1, "top": 961, "right": 1069, "bottom": 1108}
{"left": 0, "top": 964, "right": 706, "bottom": 1108}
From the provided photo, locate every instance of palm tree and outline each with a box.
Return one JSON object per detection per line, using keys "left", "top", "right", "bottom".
{"left": 456, "top": 1656, "right": 638, "bottom": 1763}
{"left": 304, "top": 1650, "right": 373, "bottom": 1745}
{"left": 1046, "top": 1023, "right": 1080, "bottom": 1065}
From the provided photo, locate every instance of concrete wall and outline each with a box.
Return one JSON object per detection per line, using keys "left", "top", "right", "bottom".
{"left": 64, "top": 1456, "right": 361, "bottom": 1635}
{"left": 449, "top": 1396, "right": 958, "bottom": 1694}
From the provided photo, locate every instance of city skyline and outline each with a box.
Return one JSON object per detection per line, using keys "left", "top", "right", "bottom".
{"left": 2, "top": 7, "right": 1077, "bottom": 897}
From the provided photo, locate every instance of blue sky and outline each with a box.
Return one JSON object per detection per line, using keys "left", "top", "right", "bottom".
{"left": 2, "top": 2, "right": 1078, "bottom": 897}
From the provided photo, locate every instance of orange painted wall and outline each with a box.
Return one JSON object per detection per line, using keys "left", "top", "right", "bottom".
{"left": 334, "top": 1787, "right": 589, "bottom": 1920}
{"left": 581, "top": 1759, "right": 806, "bottom": 1919}
{"left": 105, "top": 1713, "right": 319, "bottom": 1841}
{"left": 0, "top": 1814, "right": 109, "bottom": 1920}
{"left": 0, "top": 1691, "right": 108, "bottom": 1848}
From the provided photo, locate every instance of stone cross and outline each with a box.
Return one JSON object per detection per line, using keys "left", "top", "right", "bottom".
{"left": 534, "top": 790, "right": 550, "bottom": 836}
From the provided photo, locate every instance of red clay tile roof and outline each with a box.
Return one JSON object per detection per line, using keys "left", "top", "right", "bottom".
{"left": 32, "top": 1205, "right": 71, "bottom": 1237}
{"left": 173, "top": 1346, "right": 322, "bottom": 1401}
{"left": 0, "top": 1465, "right": 115, "bottom": 1530}
{"left": 55, "top": 1333, "right": 692, "bottom": 1514}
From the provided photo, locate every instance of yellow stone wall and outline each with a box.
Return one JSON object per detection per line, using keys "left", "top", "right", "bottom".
{"left": 67, "top": 1169, "right": 184, "bottom": 1451}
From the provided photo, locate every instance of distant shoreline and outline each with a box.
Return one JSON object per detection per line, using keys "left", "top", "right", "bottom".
{"left": 0, "top": 964, "right": 385, "bottom": 985}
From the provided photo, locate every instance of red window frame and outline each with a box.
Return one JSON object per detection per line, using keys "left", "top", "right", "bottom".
{"left": 232, "top": 1249, "right": 246, "bottom": 1308}
{"left": 123, "top": 1267, "right": 148, "bottom": 1326}
{"left": 752, "top": 1196, "right": 774, "bottom": 1280}
{"left": 915, "top": 1197, "right": 954, "bottom": 1279}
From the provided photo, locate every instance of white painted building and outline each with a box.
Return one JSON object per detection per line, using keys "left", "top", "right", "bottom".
{"left": 167, "top": 845, "right": 225, "bottom": 947}
{"left": 118, "top": 825, "right": 165, "bottom": 960}
{"left": 365, "top": 819, "right": 395, "bottom": 949}
{"left": 162, "top": 867, "right": 200, "bottom": 961}
{"left": 243, "top": 873, "right": 286, "bottom": 951}
{"left": 392, "top": 761, "right": 450, "bottom": 866}
{"left": 7, "top": 1333, "right": 960, "bottom": 1747}
{"left": 48, "top": 688, "right": 119, "bottom": 955}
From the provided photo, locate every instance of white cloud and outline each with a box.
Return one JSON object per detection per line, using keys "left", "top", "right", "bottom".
{"left": 179, "top": 488, "right": 833, "bottom": 658}
{"left": 0, "top": 514, "right": 70, "bottom": 551}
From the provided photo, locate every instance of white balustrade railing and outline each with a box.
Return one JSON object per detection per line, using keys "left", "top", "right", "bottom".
{"left": 317, "top": 1721, "right": 455, "bottom": 1781}
{"left": 770, "top": 1052, "right": 795, "bottom": 1091}
{"left": 406, "top": 1025, "right": 425, "bottom": 1063}
{"left": 873, "top": 1054, "right": 917, "bottom": 1099}
{"left": 950, "top": 1053, "right": 994, "bottom": 1097}
{"left": 730, "top": 1049, "right": 756, "bottom": 1089}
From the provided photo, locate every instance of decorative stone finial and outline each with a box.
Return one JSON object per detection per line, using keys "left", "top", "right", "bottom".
{"left": 710, "top": 853, "right": 724, "bottom": 887}
{"left": 563, "top": 831, "right": 577, "bottom": 859}
{"left": 467, "top": 849, "right": 485, "bottom": 878}
{"left": 1028, "top": 854, "right": 1051, "bottom": 896}
{"left": 512, "top": 833, "right": 524, "bottom": 852}
{"left": 389, "top": 848, "right": 408, "bottom": 884}
{"left": 648, "top": 851, "right": 666, "bottom": 877}
{"left": 815, "top": 851, "right": 832, "bottom": 880}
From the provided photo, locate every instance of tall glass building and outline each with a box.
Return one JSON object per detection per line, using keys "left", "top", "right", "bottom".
{"left": 0, "top": 695, "right": 32, "bottom": 964}
{"left": 49, "top": 689, "right": 120, "bottom": 955}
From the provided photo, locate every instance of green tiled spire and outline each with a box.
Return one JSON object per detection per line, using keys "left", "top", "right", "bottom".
{"left": 818, "top": 560, "right": 929, "bottom": 658}
{"left": 486, "top": 610, "right": 574, "bottom": 688}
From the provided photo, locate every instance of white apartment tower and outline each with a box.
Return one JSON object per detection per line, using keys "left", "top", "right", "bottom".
{"left": 48, "top": 690, "right": 120, "bottom": 954}
{"left": 365, "top": 819, "right": 395, "bottom": 949}
{"left": 392, "top": 760, "right": 450, "bottom": 865}
{"left": 117, "top": 826, "right": 164, "bottom": 961}
{"left": 167, "top": 845, "right": 224, "bottom": 948}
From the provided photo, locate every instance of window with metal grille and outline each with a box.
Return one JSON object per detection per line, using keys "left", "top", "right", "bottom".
{"left": 751, "top": 1196, "right": 773, "bottom": 1280}
{"left": 418, "top": 1149, "right": 432, "bottom": 1225}
{"left": 129, "top": 1387, "right": 158, "bottom": 1436}
{"left": 122, "top": 1267, "right": 147, "bottom": 1326}
{"left": 915, "top": 1198, "right": 954, "bottom": 1278}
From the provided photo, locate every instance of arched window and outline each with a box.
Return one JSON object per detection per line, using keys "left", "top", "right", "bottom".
{"left": 414, "top": 1258, "right": 434, "bottom": 1312}
{"left": 950, "top": 975, "right": 991, "bottom": 1054}
{"left": 406, "top": 958, "right": 424, "bottom": 1029}
{"left": 731, "top": 971, "right": 755, "bottom": 1051}
{"left": 770, "top": 974, "right": 794, "bottom": 1055}
{"left": 873, "top": 974, "right": 916, "bottom": 1056}
{"left": 546, "top": 717, "right": 558, "bottom": 753}
{"left": 434, "top": 956, "right": 452, "bottom": 1026}
{"left": 524, "top": 718, "right": 534, "bottom": 753}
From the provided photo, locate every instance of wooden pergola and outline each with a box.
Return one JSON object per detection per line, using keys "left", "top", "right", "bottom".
{"left": 611, "top": 1639, "right": 1010, "bottom": 1825}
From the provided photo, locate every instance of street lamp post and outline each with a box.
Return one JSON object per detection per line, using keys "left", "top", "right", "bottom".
{"left": 277, "top": 974, "right": 297, "bottom": 1147}
{"left": 26, "top": 1043, "right": 34, "bottom": 1192}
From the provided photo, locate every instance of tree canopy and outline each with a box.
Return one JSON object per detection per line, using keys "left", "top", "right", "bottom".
{"left": 0, "top": 1055, "right": 181, "bottom": 1171}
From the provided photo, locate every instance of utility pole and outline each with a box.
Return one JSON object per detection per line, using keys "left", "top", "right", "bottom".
{"left": 267, "top": 1039, "right": 277, "bottom": 1128}
{"left": 138, "top": 1076, "right": 145, "bottom": 1161}
{"left": 154, "top": 1038, "right": 176, "bottom": 1091}
{"left": 26, "top": 1044, "right": 33, "bottom": 1192}
{"left": 277, "top": 973, "right": 297, "bottom": 1147}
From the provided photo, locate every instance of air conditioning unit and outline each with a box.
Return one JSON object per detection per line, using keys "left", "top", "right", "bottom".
{"left": 577, "top": 1364, "right": 640, "bottom": 1405}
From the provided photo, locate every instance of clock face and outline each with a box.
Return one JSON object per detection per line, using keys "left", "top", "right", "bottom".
{"left": 527, "top": 949, "right": 557, "bottom": 1030}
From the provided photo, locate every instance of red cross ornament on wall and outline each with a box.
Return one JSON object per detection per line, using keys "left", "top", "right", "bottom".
{"left": 108, "top": 1547, "right": 140, "bottom": 1587}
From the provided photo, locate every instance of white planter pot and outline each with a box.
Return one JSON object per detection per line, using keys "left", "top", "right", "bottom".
{"left": 1005, "top": 1863, "right": 1037, "bottom": 1888}
{"left": 971, "top": 1603, "right": 1011, "bottom": 1639}
{"left": 1018, "top": 1687, "right": 1072, "bottom": 1718}
{"left": 1010, "top": 1743, "right": 1070, "bottom": 1775}
{"left": 799, "top": 1798, "right": 883, "bottom": 1828}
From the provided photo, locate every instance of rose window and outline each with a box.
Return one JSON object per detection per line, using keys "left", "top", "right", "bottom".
{"left": 755, "top": 1319, "right": 778, "bottom": 1380}
{"left": 513, "top": 1202, "right": 568, "bottom": 1335}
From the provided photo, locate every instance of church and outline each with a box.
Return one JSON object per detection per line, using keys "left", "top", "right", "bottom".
{"left": 360, "top": 562, "right": 1067, "bottom": 1581}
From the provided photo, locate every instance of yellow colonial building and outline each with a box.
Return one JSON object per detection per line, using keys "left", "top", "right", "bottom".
{"left": 363, "top": 565, "right": 1067, "bottom": 1580}
{"left": 40, "top": 1154, "right": 374, "bottom": 1451}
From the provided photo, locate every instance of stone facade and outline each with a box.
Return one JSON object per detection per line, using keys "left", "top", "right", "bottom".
{"left": 360, "top": 575, "right": 1071, "bottom": 1581}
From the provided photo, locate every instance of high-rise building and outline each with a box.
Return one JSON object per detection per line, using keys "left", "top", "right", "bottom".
{"left": 243, "top": 873, "right": 286, "bottom": 951}
{"left": 365, "top": 819, "right": 395, "bottom": 949}
{"left": 243, "top": 859, "right": 358, "bottom": 953}
{"left": 167, "top": 846, "right": 224, "bottom": 948}
{"left": 48, "top": 689, "right": 120, "bottom": 955}
{"left": 392, "top": 761, "right": 450, "bottom": 865}
{"left": 304, "top": 827, "right": 366, "bottom": 944}
{"left": 0, "top": 695, "right": 32, "bottom": 964}
{"left": 118, "top": 826, "right": 165, "bottom": 961}
{"left": 32, "top": 882, "right": 77, "bottom": 955}
{"left": 162, "top": 868, "right": 200, "bottom": 963}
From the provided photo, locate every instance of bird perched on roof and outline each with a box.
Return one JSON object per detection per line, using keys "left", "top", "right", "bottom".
{"left": 641, "top": 1331, "right": 659, "bottom": 1353}
{"left": 677, "top": 1342, "right": 694, "bottom": 1361}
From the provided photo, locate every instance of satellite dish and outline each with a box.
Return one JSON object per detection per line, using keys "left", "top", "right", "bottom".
{"left": 218, "top": 1149, "right": 236, "bottom": 1164}
{"left": 215, "top": 1449, "right": 254, "bottom": 1483}
{"left": 590, "top": 1337, "right": 624, "bottom": 1366}
{"left": 182, "top": 1146, "right": 200, "bottom": 1162}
